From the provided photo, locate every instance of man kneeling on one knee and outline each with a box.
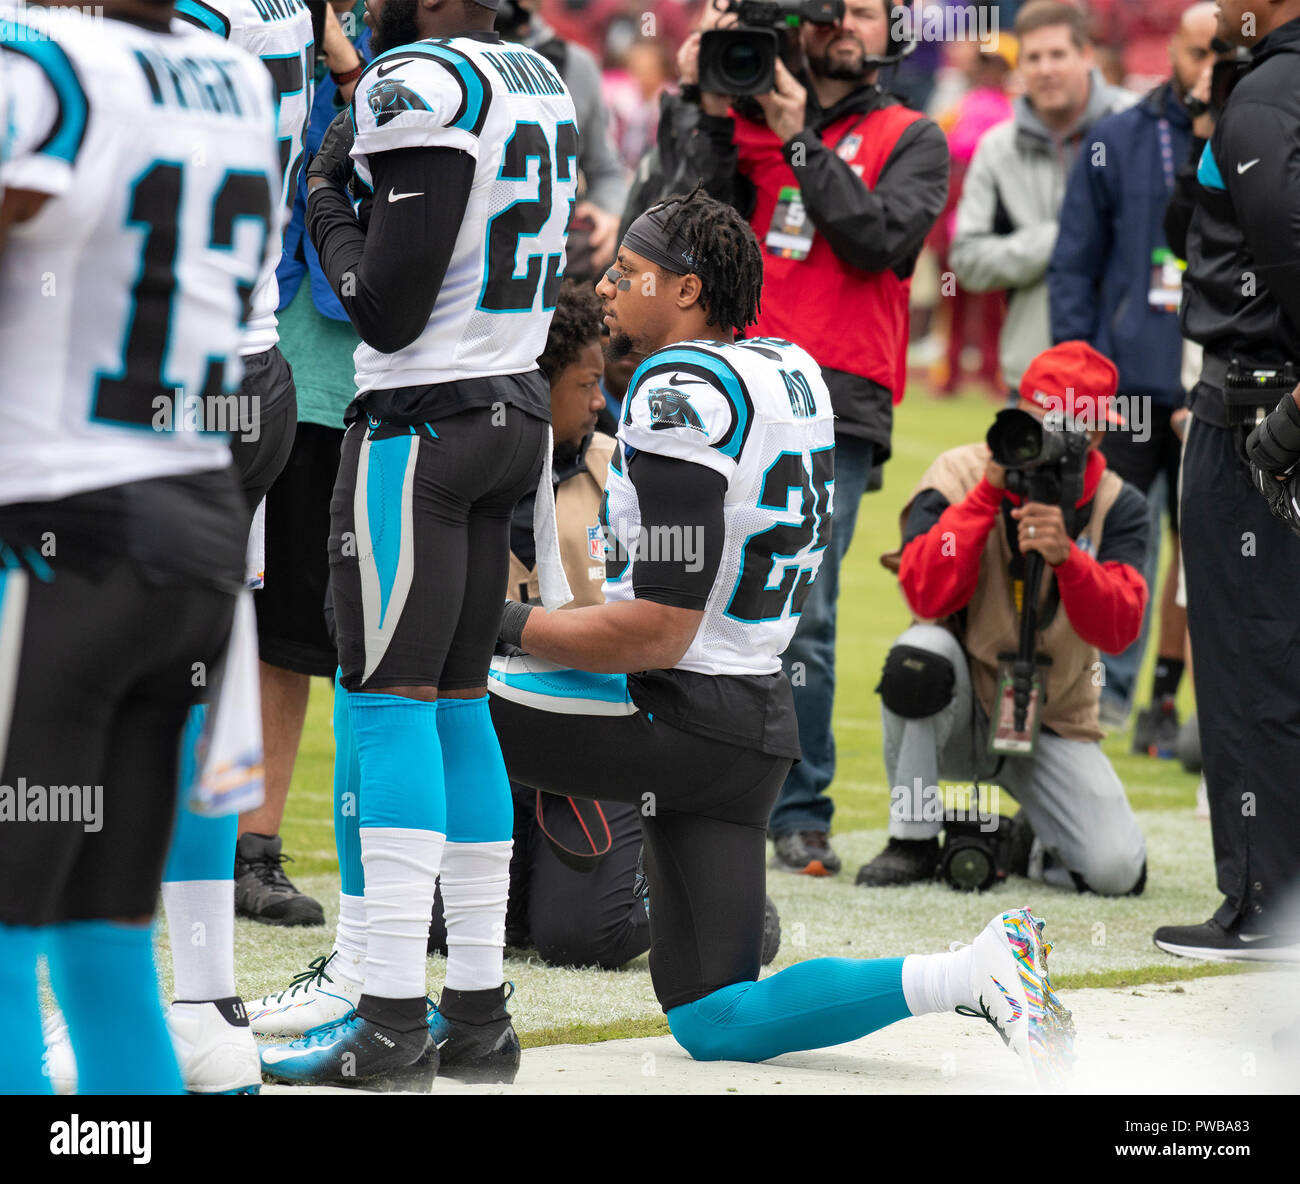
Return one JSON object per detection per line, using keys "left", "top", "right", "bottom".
{"left": 860, "top": 341, "right": 1149, "bottom": 896}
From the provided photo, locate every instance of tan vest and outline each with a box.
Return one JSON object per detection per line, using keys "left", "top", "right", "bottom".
{"left": 895, "top": 443, "right": 1124, "bottom": 743}
{"left": 507, "top": 433, "right": 615, "bottom": 609}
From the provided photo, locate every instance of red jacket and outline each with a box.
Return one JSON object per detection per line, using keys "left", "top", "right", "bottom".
{"left": 732, "top": 104, "right": 927, "bottom": 404}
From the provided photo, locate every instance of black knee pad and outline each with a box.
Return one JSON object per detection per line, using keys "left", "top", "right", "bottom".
{"left": 876, "top": 644, "right": 956, "bottom": 719}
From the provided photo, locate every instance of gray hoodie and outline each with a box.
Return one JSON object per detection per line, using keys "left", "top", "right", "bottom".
{"left": 951, "top": 70, "right": 1135, "bottom": 389}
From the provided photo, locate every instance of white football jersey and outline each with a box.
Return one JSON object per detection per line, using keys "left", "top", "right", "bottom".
{"left": 603, "top": 337, "right": 836, "bottom": 677}
{"left": 0, "top": 7, "right": 280, "bottom": 504}
{"left": 349, "top": 34, "right": 579, "bottom": 392}
{"left": 176, "top": 0, "right": 314, "bottom": 355}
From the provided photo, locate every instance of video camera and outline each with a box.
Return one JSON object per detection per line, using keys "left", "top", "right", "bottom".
{"left": 986, "top": 408, "right": 1089, "bottom": 509}
{"left": 699, "top": 0, "right": 843, "bottom": 96}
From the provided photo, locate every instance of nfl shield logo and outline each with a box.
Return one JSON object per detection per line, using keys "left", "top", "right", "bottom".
{"left": 587, "top": 524, "right": 606, "bottom": 561}
{"left": 1076, "top": 536, "right": 1095, "bottom": 557}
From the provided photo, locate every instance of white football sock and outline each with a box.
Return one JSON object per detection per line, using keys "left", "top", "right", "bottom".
{"left": 440, "top": 839, "right": 512, "bottom": 992}
{"left": 901, "top": 944, "right": 975, "bottom": 1016}
{"left": 161, "top": 879, "right": 236, "bottom": 1001}
{"left": 359, "top": 827, "right": 444, "bottom": 999}
{"left": 331, "top": 893, "right": 367, "bottom": 984}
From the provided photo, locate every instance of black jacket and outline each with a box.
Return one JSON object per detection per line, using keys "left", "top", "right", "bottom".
{"left": 1180, "top": 18, "right": 1300, "bottom": 374}
{"left": 643, "top": 82, "right": 948, "bottom": 453}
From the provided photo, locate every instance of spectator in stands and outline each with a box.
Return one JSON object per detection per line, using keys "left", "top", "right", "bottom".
{"left": 1047, "top": 1, "right": 1217, "bottom": 736}
{"left": 951, "top": 0, "right": 1132, "bottom": 394}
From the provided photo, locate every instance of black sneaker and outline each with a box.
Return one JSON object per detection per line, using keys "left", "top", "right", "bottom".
{"left": 770, "top": 831, "right": 841, "bottom": 876}
{"left": 426, "top": 984, "right": 521, "bottom": 1084}
{"left": 1131, "top": 696, "right": 1180, "bottom": 758}
{"left": 234, "top": 833, "right": 325, "bottom": 927}
{"left": 854, "top": 837, "right": 940, "bottom": 887}
{"left": 258, "top": 1011, "right": 435, "bottom": 1090}
{"left": 1154, "top": 917, "right": 1300, "bottom": 963}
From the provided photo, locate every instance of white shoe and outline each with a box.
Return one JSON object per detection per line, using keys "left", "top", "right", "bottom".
{"left": 961, "top": 907, "right": 1075, "bottom": 1088}
{"left": 246, "top": 951, "right": 362, "bottom": 1037}
{"left": 42, "top": 1010, "right": 76, "bottom": 1095}
{"left": 167, "top": 998, "right": 261, "bottom": 1094}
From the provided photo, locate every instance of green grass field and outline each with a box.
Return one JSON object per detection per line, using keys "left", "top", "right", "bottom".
{"left": 227, "top": 378, "right": 1232, "bottom": 1047}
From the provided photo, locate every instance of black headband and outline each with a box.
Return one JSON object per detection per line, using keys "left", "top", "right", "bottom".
{"left": 622, "top": 201, "right": 703, "bottom": 277}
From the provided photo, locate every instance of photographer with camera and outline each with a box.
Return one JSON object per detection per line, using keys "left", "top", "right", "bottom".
{"left": 1155, "top": 0, "right": 1300, "bottom": 962}
{"left": 666, "top": 0, "right": 949, "bottom": 875}
{"left": 859, "top": 341, "right": 1149, "bottom": 896}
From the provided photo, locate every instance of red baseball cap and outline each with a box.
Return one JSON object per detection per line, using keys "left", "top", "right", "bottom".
{"left": 1018, "top": 340, "right": 1124, "bottom": 427}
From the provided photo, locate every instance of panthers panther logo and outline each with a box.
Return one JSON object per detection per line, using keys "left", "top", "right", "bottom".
{"left": 368, "top": 79, "right": 428, "bottom": 127}
{"left": 646, "top": 387, "right": 706, "bottom": 433}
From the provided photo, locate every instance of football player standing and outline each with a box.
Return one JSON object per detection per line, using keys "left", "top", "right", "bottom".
{"left": 153, "top": 0, "right": 317, "bottom": 1095}
{"left": 0, "top": 0, "right": 279, "bottom": 1093}
{"left": 258, "top": 0, "right": 578, "bottom": 1088}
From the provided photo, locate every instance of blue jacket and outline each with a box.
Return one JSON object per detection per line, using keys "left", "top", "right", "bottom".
{"left": 276, "top": 28, "right": 372, "bottom": 320}
{"left": 1048, "top": 82, "right": 1191, "bottom": 406}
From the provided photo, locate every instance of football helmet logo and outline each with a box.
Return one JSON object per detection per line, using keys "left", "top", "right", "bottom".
{"left": 646, "top": 387, "right": 706, "bottom": 433}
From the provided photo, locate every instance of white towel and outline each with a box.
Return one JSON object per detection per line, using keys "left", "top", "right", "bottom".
{"left": 245, "top": 497, "right": 266, "bottom": 590}
{"left": 189, "top": 590, "right": 265, "bottom": 817}
{"left": 532, "top": 425, "right": 573, "bottom": 611}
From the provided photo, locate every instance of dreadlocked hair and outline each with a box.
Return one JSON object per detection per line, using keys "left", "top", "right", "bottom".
{"left": 655, "top": 183, "right": 764, "bottom": 330}
{"left": 537, "top": 280, "right": 604, "bottom": 383}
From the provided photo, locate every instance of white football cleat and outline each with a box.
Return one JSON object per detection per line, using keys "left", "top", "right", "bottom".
{"left": 167, "top": 998, "right": 261, "bottom": 1095}
{"left": 246, "top": 951, "right": 362, "bottom": 1037}
{"left": 42, "top": 1010, "right": 77, "bottom": 1095}
{"left": 961, "top": 906, "right": 1075, "bottom": 1088}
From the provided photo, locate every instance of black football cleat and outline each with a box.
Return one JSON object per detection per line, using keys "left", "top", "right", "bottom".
{"left": 426, "top": 984, "right": 521, "bottom": 1084}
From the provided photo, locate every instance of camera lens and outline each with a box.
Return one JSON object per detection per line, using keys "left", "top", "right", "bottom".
{"left": 721, "top": 40, "right": 765, "bottom": 90}
{"left": 944, "top": 842, "right": 996, "bottom": 892}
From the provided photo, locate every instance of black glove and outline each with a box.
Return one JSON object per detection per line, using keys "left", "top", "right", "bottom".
{"left": 306, "top": 110, "right": 356, "bottom": 195}
{"left": 499, "top": 599, "right": 535, "bottom": 649}
{"left": 1250, "top": 461, "right": 1300, "bottom": 536}
{"left": 1246, "top": 389, "right": 1300, "bottom": 476}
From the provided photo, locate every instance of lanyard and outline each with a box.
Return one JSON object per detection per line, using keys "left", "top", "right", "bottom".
{"left": 1157, "top": 117, "right": 1175, "bottom": 195}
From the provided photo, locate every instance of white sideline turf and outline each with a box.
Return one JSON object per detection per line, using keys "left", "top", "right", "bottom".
{"left": 260, "top": 972, "right": 1298, "bottom": 1095}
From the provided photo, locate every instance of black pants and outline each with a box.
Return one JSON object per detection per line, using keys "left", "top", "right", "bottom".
{"left": 1180, "top": 406, "right": 1300, "bottom": 929}
{"left": 329, "top": 406, "right": 547, "bottom": 692}
{"left": 0, "top": 472, "right": 244, "bottom": 925}
{"left": 428, "top": 787, "right": 650, "bottom": 970}
{"left": 227, "top": 344, "right": 298, "bottom": 528}
{"left": 488, "top": 693, "right": 790, "bottom": 1011}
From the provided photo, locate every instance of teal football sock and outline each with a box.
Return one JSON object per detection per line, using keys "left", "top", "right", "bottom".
{"left": 666, "top": 957, "right": 910, "bottom": 1063}
{"left": 46, "top": 920, "right": 183, "bottom": 1094}
{"left": 332, "top": 674, "right": 365, "bottom": 896}
{"left": 437, "top": 696, "right": 513, "bottom": 842}
{"left": 0, "top": 924, "right": 50, "bottom": 1093}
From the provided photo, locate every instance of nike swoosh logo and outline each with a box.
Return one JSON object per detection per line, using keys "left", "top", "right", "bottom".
{"left": 1238, "top": 933, "right": 1275, "bottom": 942}
{"left": 1237, "top": 158, "right": 1261, "bottom": 174}
{"left": 376, "top": 58, "right": 415, "bottom": 77}
{"left": 668, "top": 372, "right": 711, "bottom": 386}
{"left": 387, "top": 190, "right": 423, "bottom": 203}
{"left": 260, "top": 1044, "right": 325, "bottom": 1065}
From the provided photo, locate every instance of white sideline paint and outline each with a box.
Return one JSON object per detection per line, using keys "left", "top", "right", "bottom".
{"left": 262, "top": 971, "right": 1298, "bottom": 1095}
